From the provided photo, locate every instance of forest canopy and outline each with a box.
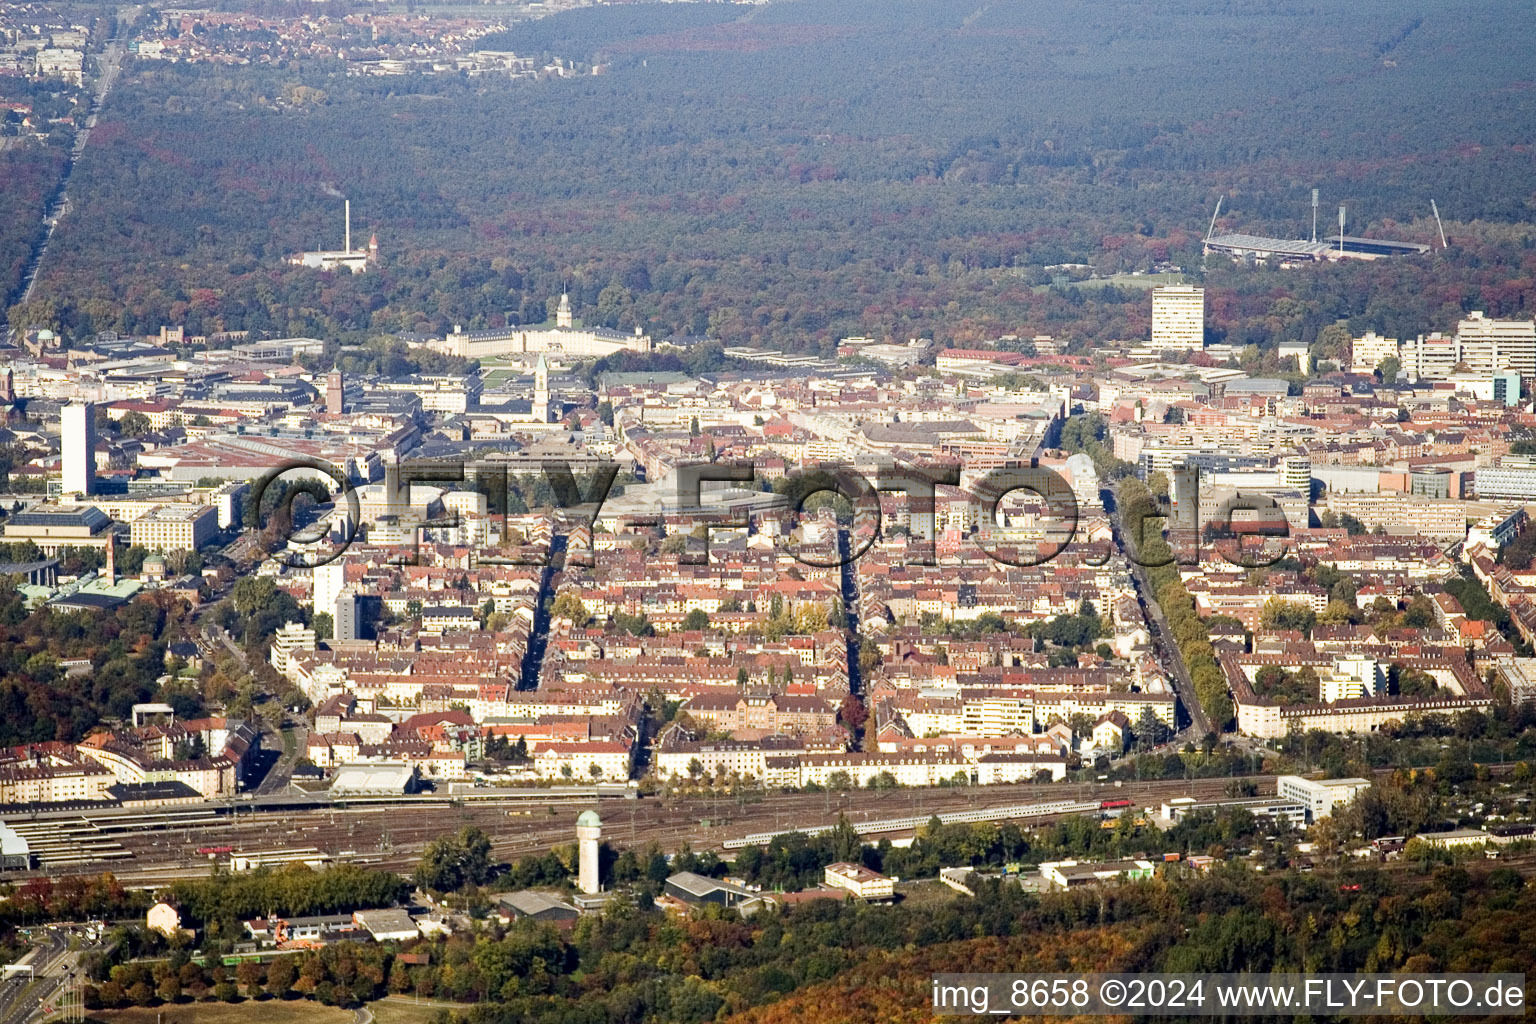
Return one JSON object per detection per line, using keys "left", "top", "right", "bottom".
{"left": 17, "top": 0, "right": 1536, "bottom": 353}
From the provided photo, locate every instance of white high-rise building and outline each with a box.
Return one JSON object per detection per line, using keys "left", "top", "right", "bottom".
{"left": 1457, "top": 311, "right": 1536, "bottom": 379}
{"left": 1399, "top": 332, "right": 1460, "bottom": 381}
{"left": 61, "top": 401, "right": 95, "bottom": 496}
{"left": 1151, "top": 285, "right": 1205, "bottom": 350}
{"left": 1350, "top": 331, "right": 1400, "bottom": 374}
{"left": 1397, "top": 314, "right": 1536, "bottom": 382}
{"left": 312, "top": 560, "right": 347, "bottom": 615}
{"left": 576, "top": 810, "right": 602, "bottom": 894}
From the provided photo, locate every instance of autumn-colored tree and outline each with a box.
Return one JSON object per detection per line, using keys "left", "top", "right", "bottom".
{"left": 236, "top": 960, "right": 263, "bottom": 998}
{"left": 265, "top": 955, "right": 296, "bottom": 999}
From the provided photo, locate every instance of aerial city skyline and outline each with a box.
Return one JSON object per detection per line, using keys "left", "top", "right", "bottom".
{"left": 1, "top": 0, "right": 1535, "bottom": 1021}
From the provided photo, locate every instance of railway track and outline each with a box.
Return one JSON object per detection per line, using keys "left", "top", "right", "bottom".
{"left": 20, "top": 761, "right": 1527, "bottom": 886}
{"left": 14, "top": 775, "right": 1264, "bottom": 884}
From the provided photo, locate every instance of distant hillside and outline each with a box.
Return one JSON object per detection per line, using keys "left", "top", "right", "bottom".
{"left": 26, "top": 0, "right": 1536, "bottom": 352}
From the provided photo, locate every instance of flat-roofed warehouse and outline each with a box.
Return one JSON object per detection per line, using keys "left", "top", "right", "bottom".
{"left": 329, "top": 762, "right": 415, "bottom": 796}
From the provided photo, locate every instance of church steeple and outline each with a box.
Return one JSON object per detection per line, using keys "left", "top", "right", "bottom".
{"left": 556, "top": 288, "right": 572, "bottom": 329}
{"left": 534, "top": 353, "right": 551, "bottom": 422}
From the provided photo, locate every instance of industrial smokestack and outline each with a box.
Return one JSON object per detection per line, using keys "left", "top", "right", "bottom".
{"left": 345, "top": 199, "right": 351, "bottom": 254}
{"left": 1338, "top": 204, "right": 1346, "bottom": 255}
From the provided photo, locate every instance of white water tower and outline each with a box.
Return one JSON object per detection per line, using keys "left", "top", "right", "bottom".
{"left": 577, "top": 810, "right": 602, "bottom": 894}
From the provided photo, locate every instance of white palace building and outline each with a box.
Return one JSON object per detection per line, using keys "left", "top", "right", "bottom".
{"left": 432, "top": 291, "right": 653, "bottom": 360}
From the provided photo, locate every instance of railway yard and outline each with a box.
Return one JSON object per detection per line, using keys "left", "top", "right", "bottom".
{"left": 3, "top": 776, "right": 1260, "bottom": 887}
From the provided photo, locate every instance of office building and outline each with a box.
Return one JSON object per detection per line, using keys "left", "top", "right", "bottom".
{"left": 1408, "top": 467, "right": 1452, "bottom": 500}
{"left": 1398, "top": 333, "right": 1460, "bottom": 381}
{"left": 312, "top": 561, "right": 347, "bottom": 616}
{"left": 1457, "top": 311, "right": 1536, "bottom": 379}
{"left": 1279, "top": 456, "right": 1312, "bottom": 492}
{"left": 212, "top": 480, "right": 250, "bottom": 530}
{"left": 1322, "top": 493, "right": 1467, "bottom": 540}
{"left": 333, "top": 587, "right": 360, "bottom": 642}
{"left": 1493, "top": 370, "right": 1522, "bottom": 405}
{"left": 61, "top": 401, "right": 96, "bottom": 496}
{"left": 823, "top": 862, "right": 895, "bottom": 900}
{"left": 1400, "top": 315, "right": 1536, "bottom": 381}
{"left": 128, "top": 503, "right": 218, "bottom": 551}
{"left": 1276, "top": 775, "right": 1371, "bottom": 822}
{"left": 1445, "top": 371, "right": 1522, "bottom": 406}
{"left": 1350, "top": 331, "right": 1399, "bottom": 374}
{"left": 1474, "top": 465, "right": 1536, "bottom": 502}
{"left": 1151, "top": 285, "right": 1205, "bottom": 350}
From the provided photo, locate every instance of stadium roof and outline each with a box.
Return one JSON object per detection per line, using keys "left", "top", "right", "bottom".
{"left": 1329, "top": 235, "right": 1432, "bottom": 256}
{"left": 1205, "top": 234, "right": 1334, "bottom": 259}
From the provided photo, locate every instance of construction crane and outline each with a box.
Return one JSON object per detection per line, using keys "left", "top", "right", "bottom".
{"left": 1431, "top": 199, "right": 1448, "bottom": 248}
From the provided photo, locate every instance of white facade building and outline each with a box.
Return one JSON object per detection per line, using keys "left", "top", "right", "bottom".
{"left": 823, "top": 862, "right": 894, "bottom": 899}
{"left": 1457, "top": 311, "right": 1536, "bottom": 379}
{"left": 1276, "top": 775, "right": 1371, "bottom": 822}
{"left": 61, "top": 401, "right": 95, "bottom": 496}
{"left": 1350, "top": 331, "right": 1399, "bottom": 374}
{"left": 129, "top": 503, "right": 218, "bottom": 551}
{"left": 1151, "top": 285, "right": 1205, "bottom": 350}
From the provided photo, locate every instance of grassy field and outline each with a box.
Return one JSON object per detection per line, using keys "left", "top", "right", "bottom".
{"left": 478, "top": 365, "right": 524, "bottom": 387}
{"left": 370, "top": 997, "right": 467, "bottom": 1024}
{"left": 89, "top": 1001, "right": 354, "bottom": 1024}
{"left": 1031, "top": 271, "right": 1190, "bottom": 294}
